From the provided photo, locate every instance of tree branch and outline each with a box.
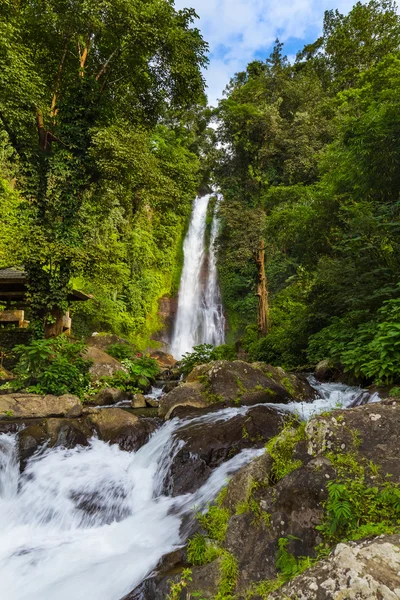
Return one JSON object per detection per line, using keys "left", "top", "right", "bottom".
{"left": 96, "top": 47, "right": 119, "bottom": 81}
{"left": 50, "top": 41, "right": 69, "bottom": 118}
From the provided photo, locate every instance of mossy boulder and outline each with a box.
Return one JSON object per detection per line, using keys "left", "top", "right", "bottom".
{"left": 162, "top": 400, "right": 400, "bottom": 599}
{"left": 159, "top": 361, "right": 314, "bottom": 420}
{"left": 85, "top": 346, "right": 127, "bottom": 380}
{"left": 269, "top": 535, "right": 400, "bottom": 600}
{"left": 163, "top": 406, "right": 288, "bottom": 496}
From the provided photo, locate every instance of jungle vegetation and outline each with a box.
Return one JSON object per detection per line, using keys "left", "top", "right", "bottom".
{"left": 215, "top": 0, "right": 400, "bottom": 383}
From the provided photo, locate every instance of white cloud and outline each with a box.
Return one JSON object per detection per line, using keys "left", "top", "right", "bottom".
{"left": 173, "top": 0, "right": 357, "bottom": 105}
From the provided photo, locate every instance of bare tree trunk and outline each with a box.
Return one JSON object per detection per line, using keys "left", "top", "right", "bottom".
{"left": 50, "top": 42, "right": 69, "bottom": 118}
{"left": 256, "top": 239, "right": 269, "bottom": 337}
{"left": 79, "top": 33, "right": 91, "bottom": 76}
{"left": 44, "top": 307, "right": 64, "bottom": 338}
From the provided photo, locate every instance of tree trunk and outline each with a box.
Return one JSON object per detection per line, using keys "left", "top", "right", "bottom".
{"left": 256, "top": 239, "right": 269, "bottom": 337}
{"left": 44, "top": 307, "right": 64, "bottom": 338}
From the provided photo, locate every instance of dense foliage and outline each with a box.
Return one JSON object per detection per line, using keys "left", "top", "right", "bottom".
{"left": 214, "top": 0, "right": 400, "bottom": 382}
{"left": 0, "top": 0, "right": 210, "bottom": 345}
{"left": 2, "top": 336, "right": 91, "bottom": 398}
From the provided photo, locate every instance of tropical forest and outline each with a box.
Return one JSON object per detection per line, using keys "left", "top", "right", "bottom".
{"left": 1, "top": 0, "right": 400, "bottom": 598}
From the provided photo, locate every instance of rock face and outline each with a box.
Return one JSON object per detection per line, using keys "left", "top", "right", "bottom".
{"left": 0, "top": 393, "right": 81, "bottom": 419}
{"left": 159, "top": 360, "right": 314, "bottom": 419}
{"left": 163, "top": 406, "right": 288, "bottom": 496}
{"left": 269, "top": 535, "right": 400, "bottom": 600}
{"left": 85, "top": 346, "right": 127, "bottom": 379}
{"left": 137, "top": 400, "right": 400, "bottom": 600}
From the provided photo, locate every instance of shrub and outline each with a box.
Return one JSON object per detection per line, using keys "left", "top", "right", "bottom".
{"left": 180, "top": 344, "right": 237, "bottom": 376}
{"left": 3, "top": 336, "right": 91, "bottom": 399}
{"left": 107, "top": 343, "right": 135, "bottom": 361}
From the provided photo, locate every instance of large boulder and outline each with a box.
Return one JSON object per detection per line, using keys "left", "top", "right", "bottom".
{"left": 269, "top": 535, "right": 400, "bottom": 600}
{"left": 158, "top": 382, "right": 207, "bottom": 419}
{"left": 150, "top": 350, "right": 177, "bottom": 369}
{"left": 0, "top": 393, "right": 81, "bottom": 420}
{"left": 87, "top": 408, "right": 157, "bottom": 451}
{"left": 158, "top": 400, "right": 400, "bottom": 599}
{"left": 86, "top": 334, "right": 131, "bottom": 351}
{"left": 85, "top": 346, "right": 127, "bottom": 379}
{"left": 159, "top": 361, "right": 314, "bottom": 419}
{"left": 163, "top": 405, "right": 288, "bottom": 496}
{"left": 86, "top": 387, "right": 128, "bottom": 406}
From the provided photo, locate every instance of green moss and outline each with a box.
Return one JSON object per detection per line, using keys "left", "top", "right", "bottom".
{"left": 198, "top": 505, "right": 231, "bottom": 542}
{"left": 281, "top": 376, "right": 295, "bottom": 396}
{"left": 215, "top": 552, "right": 238, "bottom": 600}
{"left": 167, "top": 568, "right": 193, "bottom": 600}
{"left": 187, "top": 533, "right": 222, "bottom": 566}
{"left": 265, "top": 421, "right": 306, "bottom": 483}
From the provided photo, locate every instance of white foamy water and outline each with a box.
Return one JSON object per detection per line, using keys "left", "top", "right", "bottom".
{"left": 0, "top": 381, "right": 382, "bottom": 599}
{"left": 0, "top": 413, "right": 260, "bottom": 600}
{"left": 171, "top": 195, "right": 225, "bottom": 359}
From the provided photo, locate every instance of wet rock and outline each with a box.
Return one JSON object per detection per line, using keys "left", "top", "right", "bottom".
{"left": 18, "top": 423, "right": 48, "bottom": 468}
{"left": 45, "top": 418, "right": 91, "bottom": 449}
{"left": 158, "top": 360, "right": 313, "bottom": 420}
{"left": 123, "top": 549, "right": 187, "bottom": 600}
{"left": 159, "top": 382, "right": 207, "bottom": 419}
{"left": 131, "top": 393, "right": 147, "bottom": 409}
{"left": 86, "top": 346, "right": 127, "bottom": 380}
{"left": 221, "top": 453, "right": 273, "bottom": 514}
{"left": 165, "top": 406, "right": 287, "bottom": 496}
{"left": 314, "top": 360, "right": 342, "bottom": 382}
{"left": 87, "top": 388, "right": 127, "bottom": 407}
{"left": 145, "top": 397, "right": 160, "bottom": 408}
{"left": 88, "top": 408, "right": 157, "bottom": 452}
{"left": 269, "top": 535, "right": 400, "bottom": 600}
{"left": 162, "top": 380, "right": 179, "bottom": 394}
{"left": 0, "top": 393, "right": 81, "bottom": 419}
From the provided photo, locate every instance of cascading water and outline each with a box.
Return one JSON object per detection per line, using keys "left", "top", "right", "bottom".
{"left": 171, "top": 194, "right": 225, "bottom": 359}
{"left": 0, "top": 413, "right": 262, "bottom": 600}
{"left": 0, "top": 382, "right": 381, "bottom": 600}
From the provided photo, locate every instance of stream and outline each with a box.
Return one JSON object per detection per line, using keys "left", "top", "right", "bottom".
{"left": 0, "top": 379, "right": 380, "bottom": 600}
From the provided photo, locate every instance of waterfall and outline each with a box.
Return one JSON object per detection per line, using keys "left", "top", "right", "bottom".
{"left": 171, "top": 194, "right": 225, "bottom": 359}
{"left": 0, "top": 415, "right": 261, "bottom": 600}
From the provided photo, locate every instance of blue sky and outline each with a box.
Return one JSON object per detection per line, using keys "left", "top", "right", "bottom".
{"left": 173, "top": 0, "right": 357, "bottom": 106}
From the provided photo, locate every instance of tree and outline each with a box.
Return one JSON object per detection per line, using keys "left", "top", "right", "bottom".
{"left": 0, "top": 0, "right": 208, "bottom": 335}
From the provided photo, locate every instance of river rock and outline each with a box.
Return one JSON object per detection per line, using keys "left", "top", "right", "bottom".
{"left": 315, "top": 359, "right": 343, "bottom": 382}
{"left": 159, "top": 382, "right": 208, "bottom": 419}
{"left": 87, "top": 388, "right": 127, "bottom": 406}
{"left": 88, "top": 408, "right": 157, "bottom": 451}
{"left": 85, "top": 346, "right": 127, "bottom": 380}
{"left": 159, "top": 360, "right": 313, "bottom": 419}
{"left": 164, "top": 405, "right": 288, "bottom": 496}
{"left": 131, "top": 393, "right": 147, "bottom": 409}
{"left": 163, "top": 400, "right": 400, "bottom": 599}
{"left": 268, "top": 535, "right": 400, "bottom": 600}
{"left": 0, "top": 393, "right": 81, "bottom": 420}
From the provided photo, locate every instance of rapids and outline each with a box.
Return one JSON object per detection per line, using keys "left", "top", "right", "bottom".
{"left": 0, "top": 381, "right": 381, "bottom": 599}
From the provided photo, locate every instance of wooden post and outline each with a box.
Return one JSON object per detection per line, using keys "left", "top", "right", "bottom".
{"left": 256, "top": 239, "right": 269, "bottom": 337}
{"left": 44, "top": 307, "right": 64, "bottom": 338}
